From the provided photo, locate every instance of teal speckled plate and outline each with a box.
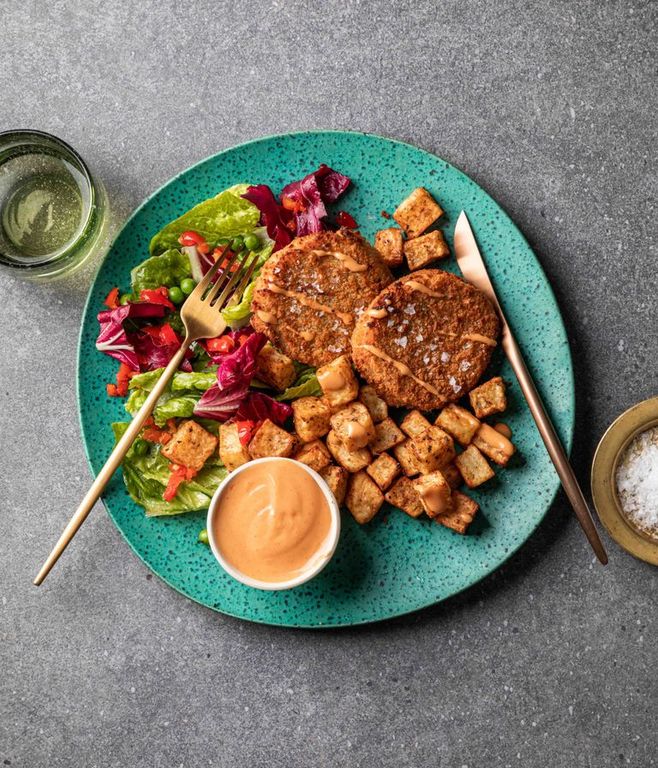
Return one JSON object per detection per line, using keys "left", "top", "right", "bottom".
{"left": 77, "top": 131, "right": 574, "bottom": 627}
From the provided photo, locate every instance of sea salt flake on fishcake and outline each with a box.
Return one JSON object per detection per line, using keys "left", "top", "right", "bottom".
{"left": 250, "top": 228, "right": 392, "bottom": 367}
{"left": 351, "top": 269, "right": 500, "bottom": 410}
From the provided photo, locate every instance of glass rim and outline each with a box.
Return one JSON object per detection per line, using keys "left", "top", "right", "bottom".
{"left": 0, "top": 129, "right": 99, "bottom": 270}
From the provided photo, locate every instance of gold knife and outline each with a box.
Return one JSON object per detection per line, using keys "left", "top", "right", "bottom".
{"left": 453, "top": 211, "right": 608, "bottom": 564}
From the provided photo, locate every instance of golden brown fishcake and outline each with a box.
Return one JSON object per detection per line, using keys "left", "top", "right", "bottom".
{"left": 351, "top": 269, "right": 500, "bottom": 410}
{"left": 250, "top": 228, "right": 393, "bottom": 366}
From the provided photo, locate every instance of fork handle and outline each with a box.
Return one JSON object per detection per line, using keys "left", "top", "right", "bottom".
{"left": 501, "top": 324, "right": 608, "bottom": 564}
{"left": 33, "top": 338, "right": 192, "bottom": 586}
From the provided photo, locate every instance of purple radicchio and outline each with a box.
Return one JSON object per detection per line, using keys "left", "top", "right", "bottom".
{"left": 96, "top": 302, "right": 166, "bottom": 370}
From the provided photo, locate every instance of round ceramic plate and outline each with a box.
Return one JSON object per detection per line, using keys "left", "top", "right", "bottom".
{"left": 77, "top": 131, "right": 574, "bottom": 627}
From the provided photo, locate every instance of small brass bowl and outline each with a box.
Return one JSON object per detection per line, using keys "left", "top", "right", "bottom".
{"left": 591, "top": 395, "right": 658, "bottom": 565}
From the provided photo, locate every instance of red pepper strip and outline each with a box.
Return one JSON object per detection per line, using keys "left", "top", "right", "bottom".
{"left": 107, "top": 362, "right": 138, "bottom": 397}
{"left": 281, "top": 195, "right": 306, "bottom": 214}
{"left": 163, "top": 463, "right": 198, "bottom": 502}
{"left": 139, "top": 287, "right": 175, "bottom": 310}
{"left": 336, "top": 210, "right": 357, "bottom": 228}
{"left": 143, "top": 428, "right": 172, "bottom": 445}
{"left": 104, "top": 287, "right": 120, "bottom": 309}
{"left": 206, "top": 335, "right": 235, "bottom": 354}
{"left": 106, "top": 383, "right": 119, "bottom": 397}
{"left": 179, "top": 230, "right": 210, "bottom": 255}
{"left": 236, "top": 419, "right": 261, "bottom": 446}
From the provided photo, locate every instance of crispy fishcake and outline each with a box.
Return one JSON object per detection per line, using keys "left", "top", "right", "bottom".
{"left": 250, "top": 229, "right": 393, "bottom": 366}
{"left": 351, "top": 270, "right": 500, "bottom": 410}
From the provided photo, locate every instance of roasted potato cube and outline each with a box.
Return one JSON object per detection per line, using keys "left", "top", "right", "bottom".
{"left": 346, "top": 471, "right": 385, "bottom": 524}
{"left": 294, "top": 439, "right": 332, "bottom": 473}
{"left": 330, "top": 402, "right": 376, "bottom": 451}
{"left": 473, "top": 423, "right": 515, "bottom": 467}
{"left": 435, "top": 404, "right": 481, "bottom": 446}
{"left": 374, "top": 227, "right": 404, "bottom": 268}
{"left": 316, "top": 355, "right": 359, "bottom": 408}
{"left": 404, "top": 230, "right": 450, "bottom": 270}
{"left": 366, "top": 452, "right": 401, "bottom": 490}
{"left": 326, "top": 430, "right": 371, "bottom": 472}
{"left": 469, "top": 376, "right": 507, "bottom": 419}
{"left": 393, "top": 439, "right": 420, "bottom": 477}
{"left": 255, "top": 343, "right": 297, "bottom": 391}
{"left": 320, "top": 464, "right": 349, "bottom": 506}
{"left": 393, "top": 187, "right": 443, "bottom": 238}
{"left": 439, "top": 462, "right": 463, "bottom": 490}
{"left": 358, "top": 385, "right": 388, "bottom": 423}
{"left": 454, "top": 444, "right": 495, "bottom": 488}
{"left": 400, "top": 409, "right": 431, "bottom": 438}
{"left": 292, "top": 396, "right": 332, "bottom": 443}
{"left": 385, "top": 476, "right": 424, "bottom": 518}
{"left": 436, "top": 490, "right": 479, "bottom": 534}
{"left": 370, "top": 417, "right": 406, "bottom": 454}
{"left": 218, "top": 423, "right": 251, "bottom": 472}
{"left": 248, "top": 419, "right": 297, "bottom": 459}
{"left": 409, "top": 426, "right": 456, "bottom": 474}
{"left": 161, "top": 419, "right": 217, "bottom": 472}
{"left": 413, "top": 471, "right": 453, "bottom": 518}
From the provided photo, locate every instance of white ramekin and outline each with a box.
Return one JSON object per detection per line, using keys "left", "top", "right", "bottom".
{"left": 206, "top": 457, "right": 341, "bottom": 591}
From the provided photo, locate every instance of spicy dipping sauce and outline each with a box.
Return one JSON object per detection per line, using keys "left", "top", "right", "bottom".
{"left": 211, "top": 459, "right": 335, "bottom": 585}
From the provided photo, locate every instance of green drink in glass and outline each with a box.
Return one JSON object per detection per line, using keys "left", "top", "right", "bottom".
{"left": 0, "top": 130, "right": 108, "bottom": 280}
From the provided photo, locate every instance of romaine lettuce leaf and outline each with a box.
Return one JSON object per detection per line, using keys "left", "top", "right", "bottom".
{"left": 125, "top": 369, "right": 216, "bottom": 426}
{"left": 276, "top": 366, "right": 322, "bottom": 400}
{"left": 221, "top": 235, "right": 274, "bottom": 326}
{"left": 149, "top": 185, "right": 260, "bottom": 256}
{"left": 112, "top": 422, "right": 227, "bottom": 516}
{"left": 130, "top": 249, "right": 192, "bottom": 294}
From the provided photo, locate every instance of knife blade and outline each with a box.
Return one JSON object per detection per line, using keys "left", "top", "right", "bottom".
{"left": 453, "top": 211, "right": 608, "bottom": 564}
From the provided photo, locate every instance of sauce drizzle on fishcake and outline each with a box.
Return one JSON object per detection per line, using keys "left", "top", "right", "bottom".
{"left": 265, "top": 282, "right": 354, "bottom": 326}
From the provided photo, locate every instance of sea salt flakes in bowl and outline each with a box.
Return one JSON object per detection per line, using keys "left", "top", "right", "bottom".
{"left": 615, "top": 426, "right": 658, "bottom": 540}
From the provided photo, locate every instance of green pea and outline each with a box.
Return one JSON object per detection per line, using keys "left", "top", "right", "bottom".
{"left": 133, "top": 439, "right": 149, "bottom": 456}
{"left": 180, "top": 278, "right": 196, "bottom": 296}
{"left": 243, "top": 233, "right": 260, "bottom": 251}
{"left": 217, "top": 238, "right": 230, "bottom": 247}
{"left": 198, "top": 528, "right": 209, "bottom": 545}
{"left": 119, "top": 293, "right": 132, "bottom": 305}
{"left": 230, "top": 235, "right": 244, "bottom": 252}
{"left": 168, "top": 286, "right": 184, "bottom": 304}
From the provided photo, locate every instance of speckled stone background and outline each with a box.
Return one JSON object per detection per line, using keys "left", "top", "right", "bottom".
{"left": 1, "top": 1, "right": 656, "bottom": 766}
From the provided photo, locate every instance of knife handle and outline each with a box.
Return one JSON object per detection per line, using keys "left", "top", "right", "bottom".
{"left": 501, "top": 324, "right": 608, "bottom": 564}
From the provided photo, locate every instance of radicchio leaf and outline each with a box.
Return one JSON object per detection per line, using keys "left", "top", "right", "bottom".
{"left": 131, "top": 324, "right": 193, "bottom": 372}
{"left": 235, "top": 392, "right": 292, "bottom": 427}
{"left": 280, "top": 164, "right": 351, "bottom": 236}
{"left": 96, "top": 302, "right": 166, "bottom": 369}
{"left": 242, "top": 185, "right": 294, "bottom": 252}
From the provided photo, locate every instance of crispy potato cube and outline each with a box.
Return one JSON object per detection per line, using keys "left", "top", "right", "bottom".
{"left": 294, "top": 439, "right": 332, "bottom": 473}
{"left": 439, "top": 462, "right": 463, "bottom": 490}
{"left": 366, "top": 452, "right": 401, "bottom": 490}
{"left": 413, "top": 471, "right": 453, "bottom": 518}
{"left": 292, "top": 396, "right": 332, "bottom": 443}
{"left": 218, "top": 423, "right": 251, "bottom": 472}
{"left": 161, "top": 419, "right": 217, "bottom": 472}
{"left": 255, "top": 342, "right": 296, "bottom": 392}
{"left": 346, "top": 471, "right": 384, "bottom": 524}
{"left": 385, "top": 476, "right": 424, "bottom": 518}
{"left": 404, "top": 230, "right": 450, "bottom": 271}
{"left": 316, "top": 355, "right": 359, "bottom": 408}
{"left": 320, "top": 464, "right": 349, "bottom": 506}
{"left": 400, "top": 409, "right": 431, "bottom": 438}
{"left": 358, "top": 385, "right": 388, "bottom": 423}
{"left": 248, "top": 419, "right": 297, "bottom": 459}
{"left": 409, "top": 426, "right": 456, "bottom": 474}
{"left": 393, "top": 187, "right": 443, "bottom": 238}
{"left": 469, "top": 376, "right": 507, "bottom": 419}
{"left": 435, "top": 404, "right": 481, "bottom": 446}
{"left": 436, "top": 490, "right": 479, "bottom": 534}
{"left": 374, "top": 227, "right": 404, "bottom": 268}
{"left": 326, "top": 430, "right": 371, "bottom": 472}
{"left": 473, "top": 423, "right": 515, "bottom": 467}
{"left": 393, "top": 439, "right": 420, "bottom": 477}
{"left": 330, "top": 402, "right": 376, "bottom": 451}
{"left": 370, "top": 417, "right": 405, "bottom": 454}
{"left": 454, "top": 444, "right": 495, "bottom": 488}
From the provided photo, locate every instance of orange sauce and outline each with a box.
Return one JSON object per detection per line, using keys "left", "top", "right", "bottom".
{"left": 213, "top": 461, "right": 333, "bottom": 583}
{"left": 317, "top": 367, "right": 345, "bottom": 392}
{"left": 493, "top": 422, "right": 512, "bottom": 439}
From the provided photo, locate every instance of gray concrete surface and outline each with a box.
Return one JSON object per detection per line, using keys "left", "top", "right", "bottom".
{"left": 1, "top": 1, "right": 657, "bottom": 766}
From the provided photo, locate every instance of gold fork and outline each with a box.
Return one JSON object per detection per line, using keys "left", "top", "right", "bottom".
{"left": 34, "top": 247, "right": 261, "bottom": 586}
